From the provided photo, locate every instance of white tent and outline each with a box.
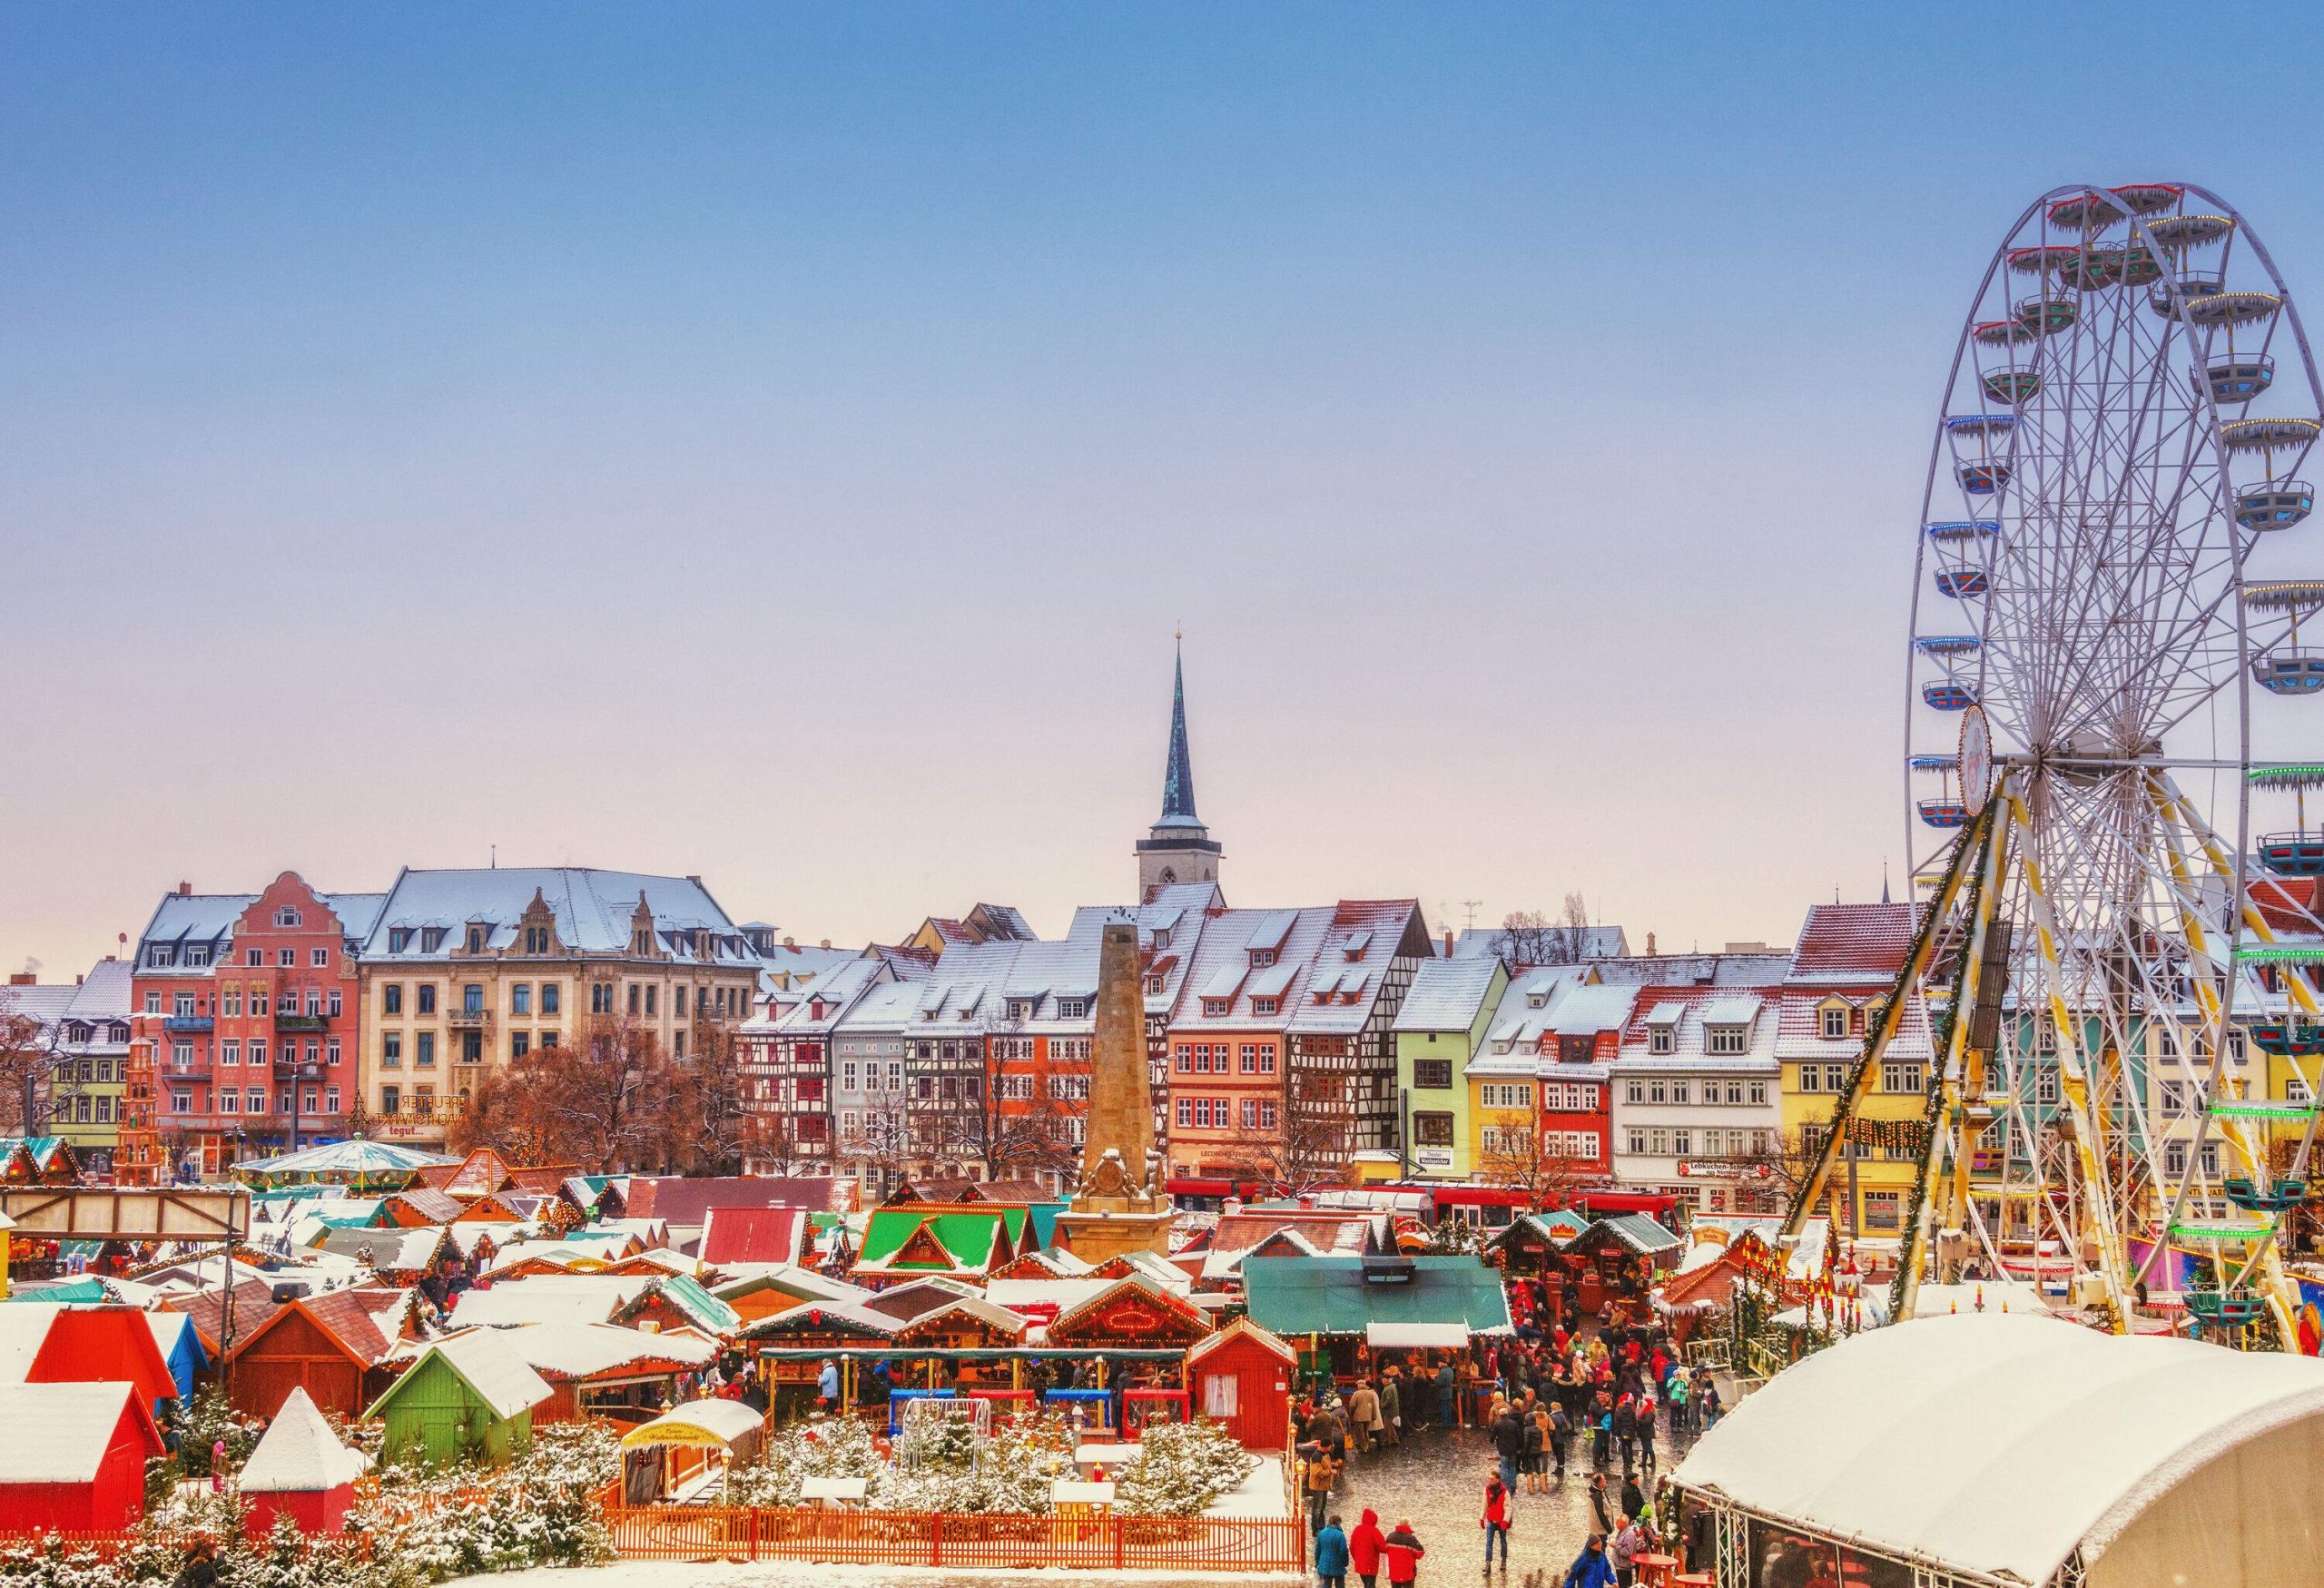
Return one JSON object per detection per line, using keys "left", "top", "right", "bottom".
{"left": 1672, "top": 1311, "right": 2324, "bottom": 1587}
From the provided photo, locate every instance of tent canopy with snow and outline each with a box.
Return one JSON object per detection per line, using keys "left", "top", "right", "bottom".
{"left": 1670, "top": 1311, "right": 2324, "bottom": 1588}
{"left": 238, "top": 1386, "right": 372, "bottom": 1535}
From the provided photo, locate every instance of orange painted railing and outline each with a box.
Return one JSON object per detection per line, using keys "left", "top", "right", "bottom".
{"left": 601, "top": 1504, "right": 1305, "bottom": 1573}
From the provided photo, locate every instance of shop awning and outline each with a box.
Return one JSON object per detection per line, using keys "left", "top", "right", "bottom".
{"left": 1366, "top": 1322, "right": 1470, "bottom": 1349}
{"left": 620, "top": 1398, "right": 766, "bottom": 1452}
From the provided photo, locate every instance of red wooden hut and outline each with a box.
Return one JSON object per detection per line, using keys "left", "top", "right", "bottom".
{"left": 0, "top": 1382, "right": 164, "bottom": 1530}
{"left": 1185, "top": 1317, "right": 1297, "bottom": 1451}
{"left": 224, "top": 1289, "right": 412, "bottom": 1420}
{"left": 238, "top": 1386, "right": 371, "bottom": 1536}
{"left": 24, "top": 1307, "right": 181, "bottom": 1415}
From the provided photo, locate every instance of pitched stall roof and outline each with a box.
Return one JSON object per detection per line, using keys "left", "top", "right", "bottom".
{"left": 478, "top": 1321, "right": 717, "bottom": 1381}
{"left": 621, "top": 1175, "right": 848, "bottom": 1225}
{"left": 1239, "top": 1256, "right": 1513, "bottom": 1340}
{"left": 697, "top": 1207, "right": 809, "bottom": 1267}
{"left": 447, "top": 1276, "right": 656, "bottom": 1328}
{"left": 374, "top": 1328, "right": 553, "bottom": 1422}
{"left": 0, "top": 1383, "right": 161, "bottom": 1482}
{"left": 238, "top": 1386, "right": 373, "bottom": 1492}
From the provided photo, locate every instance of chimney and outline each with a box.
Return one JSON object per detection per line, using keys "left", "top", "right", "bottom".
{"left": 177, "top": 882, "right": 192, "bottom": 896}
{"left": 74, "top": 974, "right": 84, "bottom": 986}
{"left": 6, "top": 972, "right": 34, "bottom": 986}
{"left": 819, "top": 938, "right": 832, "bottom": 950}
{"left": 783, "top": 935, "right": 795, "bottom": 948}
{"left": 1645, "top": 931, "right": 1658, "bottom": 956}
{"left": 1443, "top": 930, "right": 1453, "bottom": 956}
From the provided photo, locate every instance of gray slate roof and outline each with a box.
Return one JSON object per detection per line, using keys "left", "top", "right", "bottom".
{"left": 362, "top": 868, "right": 752, "bottom": 965}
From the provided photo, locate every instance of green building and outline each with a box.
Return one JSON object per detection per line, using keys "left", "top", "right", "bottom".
{"left": 1390, "top": 958, "right": 1507, "bottom": 1179}
{"left": 367, "top": 1329, "right": 551, "bottom": 1466}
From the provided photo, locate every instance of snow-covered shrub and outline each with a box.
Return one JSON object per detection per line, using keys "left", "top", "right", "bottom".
{"left": 1110, "top": 1418, "right": 1256, "bottom": 1517}
{"left": 727, "top": 1411, "right": 883, "bottom": 1507}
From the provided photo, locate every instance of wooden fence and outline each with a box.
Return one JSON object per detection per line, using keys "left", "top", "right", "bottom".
{"left": 602, "top": 1504, "right": 1306, "bottom": 1573}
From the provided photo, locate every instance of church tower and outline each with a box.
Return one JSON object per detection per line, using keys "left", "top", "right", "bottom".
{"left": 1136, "top": 638, "right": 1223, "bottom": 900}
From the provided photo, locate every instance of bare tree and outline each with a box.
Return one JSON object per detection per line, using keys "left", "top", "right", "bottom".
{"left": 680, "top": 1020, "right": 753, "bottom": 1174}
{"left": 0, "top": 991, "right": 68, "bottom": 1137}
{"left": 456, "top": 1015, "right": 684, "bottom": 1172}
{"left": 838, "top": 1099, "right": 916, "bottom": 1197}
{"left": 1494, "top": 893, "right": 1595, "bottom": 972}
{"left": 1214, "top": 1066, "right": 1346, "bottom": 1195}
{"left": 1475, "top": 1120, "right": 1590, "bottom": 1211}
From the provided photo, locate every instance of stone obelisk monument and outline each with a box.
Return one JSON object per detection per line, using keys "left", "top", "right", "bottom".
{"left": 1055, "top": 919, "right": 1174, "bottom": 1260}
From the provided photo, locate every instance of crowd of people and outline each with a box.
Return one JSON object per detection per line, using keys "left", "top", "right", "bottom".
{"left": 1295, "top": 1300, "right": 1718, "bottom": 1588}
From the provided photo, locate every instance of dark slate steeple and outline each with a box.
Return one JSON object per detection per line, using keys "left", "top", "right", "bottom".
{"left": 1136, "top": 635, "right": 1223, "bottom": 897}
{"left": 1157, "top": 636, "right": 1200, "bottom": 829}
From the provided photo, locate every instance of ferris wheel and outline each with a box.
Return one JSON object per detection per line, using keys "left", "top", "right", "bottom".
{"left": 1798, "top": 182, "right": 2324, "bottom": 1350}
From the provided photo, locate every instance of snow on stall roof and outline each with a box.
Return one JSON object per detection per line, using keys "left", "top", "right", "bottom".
{"left": 0, "top": 1383, "right": 145, "bottom": 1481}
{"left": 448, "top": 1276, "right": 655, "bottom": 1327}
{"left": 238, "top": 1386, "right": 372, "bottom": 1492}
{"left": 622, "top": 1397, "right": 764, "bottom": 1451}
{"left": 416, "top": 1328, "right": 553, "bottom": 1419}
{"left": 0, "top": 1309, "right": 56, "bottom": 1379}
{"left": 1672, "top": 1311, "right": 2324, "bottom": 1584}
{"left": 478, "top": 1321, "right": 715, "bottom": 1379}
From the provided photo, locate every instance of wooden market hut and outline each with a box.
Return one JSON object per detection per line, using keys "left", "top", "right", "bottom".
{"left": 141, "top": 1310, "right": 209, "bottom": 1406}
{"left": 616, "top": 1397, "right": 765, "bottom": 1505}
{"left": 224, "top": 1288, "right": 415, "bottom": 1420}
{"left": 1483, "top": 1211, "right": 1589, "bottom": 1273}
{"left": 610, "top": 1275, "right": 742, "bottom": 1337}
{"left": 1567, "top": 1214, "right": 1686, "bottom": 1320}
{"left": 237, "top": 1386, "right": 371, "bottom": 1537}
{"left": 1240, "top": 1255, "right": 1513, "bottom": 1392}
{"left": 376, "top": 1188, "right": 465, "bottom": 1228}
{"left": 0, "top": 1307, "right": 182, "bottom": 1416}
{"left": 1185, "top": 1317, "right": 1298, "bottom": 1451}
{"left": 697, "top": 1205, "right": 810, "bottom": 1267}
{"left": 714, "top": 1266, "right": 877, "bottom": 1327}
{"left": 490, "top": 1321, "right": 719, "bottom": 1425}
{"left": 0, "top": 1382, "right": 163, "bottom": 1531}
{"left": 848, "top": 1205, "right": 1034, "bottom": 1287}
{"left": 366, "top": 1328, "right": 553, "bottom": 1466}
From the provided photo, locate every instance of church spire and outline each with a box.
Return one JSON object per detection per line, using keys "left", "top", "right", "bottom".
{"left": 1159, "top": 634, "right": 1199, "bottom": 826}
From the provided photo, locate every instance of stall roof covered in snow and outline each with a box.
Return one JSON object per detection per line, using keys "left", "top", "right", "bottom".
{"left": 238, "top": 1386, "right": 372, "bottom": 1492}
{"left": 1672, "top": 1311, "right": 2324, "bottom": 1585}
{"left": 448, "top": 1276, "right": 655, "bottom": 1328}
{"left": 621, "top": 1397, "right": 764, "bottom": 1451}
{"left": 0, "top": 1383, "right": 149, "bottom": 1482}
{"left": 469, "top": 1322, "right": 716, "bottom": 1380}
{"left": 395, "top": 1329, "right": 553, "bottom": 1421}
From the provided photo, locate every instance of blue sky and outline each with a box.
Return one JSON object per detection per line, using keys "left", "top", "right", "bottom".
{"left": 6, "top": 4, "right": 2323, "bottom": 972}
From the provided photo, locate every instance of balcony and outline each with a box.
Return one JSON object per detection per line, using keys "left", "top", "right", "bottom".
{"left": 274, "top": 1012, "right": 329, "bottom": 1034}
{"left": 274, "top": 1061, "right": 329, "bottom": 1084}
{"left": 162, "top": 1015, "right": 213, "bottom": 1034}
{"left": 445, "top": 1008, "right": 493, "bottom": 1031}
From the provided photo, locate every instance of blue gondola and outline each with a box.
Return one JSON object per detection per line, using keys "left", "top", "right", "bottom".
{"left": 2254, "top": 654, "right": 2324, "bottom": 695}
{"left": 2236, "top": 484, "right": 2313, "bottom": 531}
{"left": 1918, "top": 800, "right": 1970, "bottom": 829}
{"left": 1925, "top": 520, "right": 2000, "bottom": 544}
{"left": 1958, "top": 462, "right": 2011, "bottom": 494}
{"left": 2259, "top": 832, "right": 2324, "bottom": 876}
{"left": 1915, "top": 635, "right": 1982, "bottom": 658}
{"left": 1935, "top": 567, "right": 1990, "bottom": 598}
{"left": 1923, "top": 682, "right": 1975, "bottom": 711}
{"left": 2204, "top": 355, "right": 2275, "bottom": 405}
{"left": 1907, "top": 754, "right": 1955, "bottom": 773}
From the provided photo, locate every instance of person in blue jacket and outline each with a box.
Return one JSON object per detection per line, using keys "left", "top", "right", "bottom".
{"left": 1315, "top": 1512, "right": 1351, "bottom": 1588}
{"left": 1561, "top": 1534, "right": 1618, "bottom": 1588}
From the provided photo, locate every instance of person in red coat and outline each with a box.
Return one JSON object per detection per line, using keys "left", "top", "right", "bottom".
{"left": 1349, "top": 1508, "right": 1386, "bottom": 1588}
{"left": 1383, "top": 1518, "right": 1425, "bottom": 1588}
{"left": 1480, "top": 1474, "right": 1512, "bottom": 1570}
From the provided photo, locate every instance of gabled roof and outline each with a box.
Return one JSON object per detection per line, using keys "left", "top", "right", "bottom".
{"left": 360, "top": 867, "right": 753, "bottom": 966}
{"left": 1580, "top": 1214, "right": 1683, "bottom": 1257}
{"left": 697, "top": 1207, "right": 808, "bottom": 1267}
{"left": 480, "top": 1321, "right": 716, "bottom": 1381}
{"left": 234, "top": 1289, "right": 409, "bottom": 1369}
{"left": 447, "top": 1276, "right": 655, "bottom": 1328}
{"left": 381, "top": 1188, "right": 464, "bottom": 1226}
{"left": 1787, "top": 902, "right": 1919, "bottom": 983}
{"left": 316, "top": 1225, "right": 447, "bottom": 1273}
{"left": 373, "top": 1329, "right": 551, "bottom": 1422}
{"left": 1393, "top": 957, "right": 1506, "bottom": 1033}
{"left": 0, "top": 1383, "right": 161, "bottom": 1482}
{"left": 615, "top": 1275, "right": 740, "bottom": 1336}
{"left": 163, "top": 1279, "right": 287, "bottom": 1355}
{"left": 238, "top": 1386, "right": 372, "bottom": 1492}
{"left": 1186, "top": 1315, "right": 1297, "bottom": 1366}
{"left": 1239, "top": 1256, "right": 1513, "bottom": 1339}
{"left": 1045, "top": 1276, "right": 1212, "bottom": 1346}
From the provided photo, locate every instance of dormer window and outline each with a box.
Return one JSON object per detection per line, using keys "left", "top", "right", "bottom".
{"left": 1252, "top": 997, "right": 1279, "bottom": 1016}
{"left": 1250, "top": 948, "right": 1276, "bottom": 969}
{"left": 634, "top": 927, "right": 654, "bottom": 954}
{"left": 1147, "top": 976, "right": 1166, "bottom": 996}
{"left": 1649, "top": 1027, "right": 1675, "bottom": 1056}
{"left": 185, "top": 945, "right": 211, "bottom": 968}
{"left": 148, "top": 945, "right": 176, "bottom": 968}
{"left": 1057, "top": 999, "right": 1088, "bottom": 1021}
{"left": 1152, "top": 929, "right": 1171, "bottom": 951}
{"left": 389, "top": 928, "right": 413, "bottom": 953}
{"left": 465, "top": 924, "right": 489, "bottom": 953}
{"left": 1203, "top": 997, "right": 1230, "bottom": 1018}
{"left": 1527, "top": 991, "right": 1548, "bottom": 1010}
{"left": 1007, "top": 1000, "right": 1035, "bottom": 1021}
{"left": 1707, "top": 1023, "right": 1748, "bottom": 1056}
{"left": 523, "top": 926, "right": 551, "bottom": 954}
{"left": 419, "top": 928, "right": 446, "bottom": 953}
{"left": 273, "top": 907, "right": 302, "bottom": 929}
{"left": 1820, "top": 1001, "right": 1850, "bottom": 1041}
{"left": 1492, "top": 1039, "right": 1513, "bottom": 1056}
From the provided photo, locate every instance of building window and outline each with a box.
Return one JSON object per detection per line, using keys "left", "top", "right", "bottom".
{"left": 510, "top": 1033, "right": 530, "bottom": 1060}
{"left": 380, "top": 1085, "right": 401, "bottom": 1116}
{"left": 1175, "top": 1097, "right": 1193, "bottom": 1128}
{"left": 539, "top": 1031, "right": 557, "bottom": 1049}
{"left": 628, "top": 984, "right": 641, "bottom": 1015}
{"left": 1669, "top": 1079, "right": 1692, "bottom": 1105}
{"left": 249, "top": 1040, "right": 269, "bottom": 1067}
{"left": 1253, "top": 997, "right": 1280, "bottom": 1017}
{"left": 461, "top": 1031, "right": 483, "bottom": 1063}
{"left": 1057, "top": 999, "right": 1088, "bottom": 1021}
{"left": 1649, "top": 1027, "right": 1675, "bottom": 1056}
{"left": 1202, "top": 998, "right": 1230, "bottom": 1018}
{"left": 220, "top": 1090, "right": 239, "bottom": 1114}
{"left": 511, "top": 984, "right": 532, "bottom": 1015}
{"left": 1821, "top": 1005, "right": 1849, "bottom": 1041}
{"left": 466, "top": 925, "right": 488, "bottom": 952}
{"left": 274, "top": 906, "right": 301, "bottom": 928}
{"left": 1749, "top": 1080, "right": 1768, "bottom": 1105}
{"left": 171, "top": 1089, "right": 191, "bottom": 1113}
{"left": 222, "top": 1041, "right": 241, "bottom": 1067}
{"left": 2036, "top": 1067, "right": 2060, "bottom": 1105}
{"left": 381, "top": 1034, "right": 402, "bottom": 1068}
{"left": 1881, "top": 1061, "right": 1925, "bottom": 1095}
{"left": 273, "top": 948, "right": 291, "bottom": 967}
{"left": 1413, "top": 1111, "right": 1455, "bottom": 1147}
{"left": 417, "top": 985, "right": 437, "bottom": 1015}
{"left": 1413, "top": 1060, "right": 1453, "bottom": 1090}
{"left": 1706, "top": 1025, "right": 1747, "bottom": 1056}
{"left": 541, "top": 982, "right": 561, "bottom": 1014}
{"left": 383, "top": 984, "right": 403, "bottom": 1016}
{"left": 324, "top": 1086, "right": 340, "bottom": 1113}
{"left": 326, "top": 1038, "right": 340, "bottom": 1066}
{"left": 309, "top": 947, "right": 328, "bottom": 968}
{"left": 417, "top": 1032, "right": 436, "bottom": 1068}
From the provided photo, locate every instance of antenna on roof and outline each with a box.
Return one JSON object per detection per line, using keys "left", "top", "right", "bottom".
{"left": 1460, "top": 899, "right": 1482, "bottom": 931}
{"left": 490, "top": 844, "right": 497, "bottom": 870}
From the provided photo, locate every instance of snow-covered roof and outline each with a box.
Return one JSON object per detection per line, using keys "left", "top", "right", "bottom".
{"left": 0, "top": 1383, "right": 150, "bottom": 1480}
{"left": 1673, "top": 1311, "right": 2324, "bottom": 1584}
{"left": 1393, "top": 958, "right": 1504, "bottom": 1033}
{"left": 362, "top": 867, "right": 752, "bottom": 965}
{"left": 237, "top": 1386, "right": 372, "bottom": 1492}
{"left": 447, "top": 1276, "right": 655, "bottom": 1327}
{"left": 474, "top": 1321, "right": 716, "bottom": 1380}
{"left": 1451, "top": 924, "right": 1629, "bottom": 962}
{"left": 1786, "top": 902, "right": 1918, "bottom": 984}
{"left": 621, "top": 1397, "right": 764, "bottom": 1450}
{"left": 406, "top": 1328, "right": 554, "bottom": 1420}
{"left": 0, "top": 1309, "right": 56, "bottom": 1381}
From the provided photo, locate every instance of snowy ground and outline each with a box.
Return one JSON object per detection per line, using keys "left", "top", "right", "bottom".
{"left": 446, "top": 1421, "right": 1698, "bottom": 1588}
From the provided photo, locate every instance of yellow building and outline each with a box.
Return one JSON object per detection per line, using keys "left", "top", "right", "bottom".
{"left": 356, "top": 868, "right": 761, "bottom": 1145}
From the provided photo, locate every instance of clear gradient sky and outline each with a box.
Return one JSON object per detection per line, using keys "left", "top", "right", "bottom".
{"left": 7, "top": 4, "right": 2324, "bottom": 976}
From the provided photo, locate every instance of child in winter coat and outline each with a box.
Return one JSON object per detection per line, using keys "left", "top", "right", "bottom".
{"left": 1480, "top": 1474, "right": 1512, "bottom": 1570}
{"left": 1315, "top": 1514, "right": 1351, "bottom": 1588}
{"left": 1383, "top": 1519, "right": 1426, "bottom": 1588}
{"left": 1349, "top": 1507, "right": 1386, "bottom": 1588}
{"left": 1561, "top": 1536, "right": 1617, "bottom": 1588}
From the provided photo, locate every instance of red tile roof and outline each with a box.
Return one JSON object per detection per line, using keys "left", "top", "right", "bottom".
{"left": 622, "top": 1175, "right": 845, "bottom": 1224}
{"left": 697, "top": 1206, "right": 807, "bottom": 1266}
{"left": 1789, "top": 902, "right": 1919, "bottom": 980}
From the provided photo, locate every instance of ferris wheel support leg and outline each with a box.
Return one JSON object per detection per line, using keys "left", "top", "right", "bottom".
{"left": 1783, "top": 800, "right": 1994, "bottom": 1245}
{"left": 1894, "top": 809, "right": 2010, "bottom": 1322}
{"left": 2151, "top": 776, "right": 2312, "bottom": 1349}
{"left": 2006, "top": 786, "right": 2138, "bottom": 1334}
